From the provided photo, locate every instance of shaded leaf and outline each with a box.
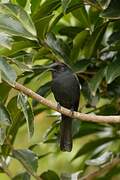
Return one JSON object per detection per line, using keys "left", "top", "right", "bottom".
{"left": 72, "top": 3, "right": 90, "bottom": 28}
{"left": 0, "top": 32, "right": 13, "bottom": 49}
{"left": 33, "top": 0, "right": 60, "bottom": 20}
{"left": 0, "top": 57, "right": 17, "bottom": 85}
{"left": 0, "top": 39, "right": 38, "bottom": 56}
{"left": 72, "top": 59, "right": 90, "bottom": 73}
{"left": 61, "top": 0, "right": 71, "bottom": 14}
{"left": 0, "top": 3, "right": 37, "bottom": 40}
{"left": 32, "top": 81, "right": 52, "bottom": 107}
{"left": 16, "top": 0, "right": 27, "bottom": 8}
{"left": 83, "top": 23, "right": 108, "bottom": 58}
{"left": 31, "top": 0, "right": 41, "bottom": 15}
{"left": 85, "top": 151, "right": 113, "bottom": 166}
{"left": 40, "top": 170, "right": 60, "bottom": 180}
{"left": 106, "top": 56, "right": 120, "bottom": 84}
{"left": 12, "top": 172, "right": 30, "bottom": 180}
{"left": 89, "top": 67, "right": 106, "bottom": 96}
{"left": 61, "top": 171, "right": 82, "bottom": 180}
{"left": 72, "top": 137, "right": 116, "bottom": 160}
{"left": 45, "top": 32, "right": 70, "bottom": 63}
{"left": 17, "top": 93, "right": 34, "bottom": 137}
{"left": 0, "top": 103, "right": 11, "bottom": 126}
{"left": 101, "top": 0, "right": 120, "bottom": 19}
{"left": 12, "top": 149, "right": 38, "bottom": 172}
{"left": 70, "top": 30, "right": 89, "bottom": 62}
{"left": 35, "top": 14, "right": 53, "bottom": 39}
{"left": 0, "top": 82, "right": 11, "bottom": 102}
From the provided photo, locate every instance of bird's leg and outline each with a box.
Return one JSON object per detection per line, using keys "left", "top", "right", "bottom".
{"left": 57, "top": 102, "right": 61, "bottom": 111}
{"left": 70, "top": 107, "right": 74, "bottom": 117}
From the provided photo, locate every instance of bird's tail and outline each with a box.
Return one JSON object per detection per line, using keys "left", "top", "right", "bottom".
{"left": 60, "top": 115, "right": 72, "bottom": 152}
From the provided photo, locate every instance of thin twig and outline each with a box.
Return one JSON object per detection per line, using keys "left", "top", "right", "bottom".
{"left": 80, "top": 157, "right": 120, "bottom": 180}
{"left": 10, "top": 82, "right": 120, "bottom": 124}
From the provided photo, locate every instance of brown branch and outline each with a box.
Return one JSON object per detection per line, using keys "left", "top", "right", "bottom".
{"left": 80, "top": 157, "right": 120, "bottom": 180}
{"left": 12, "top": 82, "right": 120, "bottom": 124}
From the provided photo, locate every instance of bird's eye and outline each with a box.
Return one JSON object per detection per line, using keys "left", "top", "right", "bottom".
{"left": 61, "top": 66, "right": 65, "bottom": 71}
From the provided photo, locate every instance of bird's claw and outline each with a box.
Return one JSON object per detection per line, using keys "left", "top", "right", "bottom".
{"left": 57, "top": 102, "right": 61, "bottom": 111}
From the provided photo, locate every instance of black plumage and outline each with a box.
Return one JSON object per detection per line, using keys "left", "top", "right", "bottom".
{"left": 50, "top": 62, "right": 80, "bottom": 152}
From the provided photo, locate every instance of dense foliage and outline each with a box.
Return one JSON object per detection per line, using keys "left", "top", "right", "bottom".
{"left": 0, "top": 0, "right": 120, "bottom": 179}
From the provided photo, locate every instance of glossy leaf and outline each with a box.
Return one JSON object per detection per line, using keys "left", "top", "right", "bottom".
{"left": 35, "top": 14, "right": 53, "bottom": 39}
{"left": 0, "top": 40, "right": 37, "bottom": 56}
{"left": 106, "top": 56, "right": 120, "bottom": 84}
{"left": 0, "top": 57, "right": 17, "bottom": 85}
{"left": 31, "top": 0, "right": 41, "bottom": 15}
{"left": 32, "top": 81, "right": 52, "bottom": 107}
{"left": 72, "top": 4, "right": 90, "bottom": 28}
{"left": 0, "top": 32, "right": 13, "bottom": 49}
{"left": 85, "top": 151, "right": 113, "bottom": 166}
{"left": 33, "top": 0, "right": 60, "bottom": 20}
{"left": 45, "top": 32, "right": 70, "bottom": 63}
{"left": 12, "top": 172, "right": 30, "bottom": 180}
{"left": 70, "top": 30, "right": 89, "bottom": 62}
{"left": 17, "top": 93, "right": 34, "bottom": 137}
{"left": 0, "top": 103, "right": 11, "bottom": 126}
{"left": 0, "top": 82, "right": 11, "bottom": 102}
{"left": 72, "top": 59, "right": 90, "bottom": 73}
{"left": 12, "top": 149, "right": 38, "bottom": 172}
{"left": 0, "top": 3, "right": 37, "bottom": 40}
{"left": 61, "top": 0, "right": 71, "bottom": 14}
{"left": 16, "top": 0, "right": 27, "bottom": 8}
{"left": 83, "top": 23, "right": 108, "bottom": 58}
{"left": 89, "top": 67, "right": 106, "bottom": 96}
{"left": 40, "top": 170, "right": 60, "bottom": 180}
{"left": 101, "top": 0, "right": 120, "bottom": 19}
{"left": 72, "top": 137, "right": 115, "bottom": 160}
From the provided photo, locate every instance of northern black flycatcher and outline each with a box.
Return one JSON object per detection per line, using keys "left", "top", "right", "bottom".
{"left": 50, "top": 62, "right": 80, "bottom": 152}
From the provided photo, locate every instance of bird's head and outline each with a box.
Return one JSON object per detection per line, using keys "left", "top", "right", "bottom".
{"left": 48, "top": 62, "right": 69, "bottom": 73}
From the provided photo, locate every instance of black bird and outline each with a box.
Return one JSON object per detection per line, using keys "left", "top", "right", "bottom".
{"left": 50, "top": 62, "right": 80, "bottom": 152}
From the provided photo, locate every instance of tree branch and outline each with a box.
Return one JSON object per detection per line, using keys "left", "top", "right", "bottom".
{"left": 12, "top": 82, "right": 120, "bottom": 124}
{"left": 80, "top": 157, "right": 120, "bottom": 180}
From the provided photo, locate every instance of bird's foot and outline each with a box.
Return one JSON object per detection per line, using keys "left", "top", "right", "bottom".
{"left": 57, "top": 102, "right": 61, "bottom": 111}
{"left": 70, "top": 107, "right": 74, "bottom": 117}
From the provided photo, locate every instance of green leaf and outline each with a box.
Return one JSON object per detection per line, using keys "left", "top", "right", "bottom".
{"left": 0, "top": 3, "right": 37, "bottom": 40}
{"left": 35, "top": 14, "right": 53, "bottom": 39}
{"left": 0, "top": 32, "right": 13, "bottom": 49}
{"left": 45, "top": 32, "right": 70, "bottom": 63}
{"left": 83, "top": 23, "right": 108, "bottom": 58}
{"left": 12, "top": 149, "right": 38, "bottom": 172}
{"left": 72, "top": 59, "right": 90, "bottom": 73}
{"left": 0, "top": 39, "right": 37, "bottom": 56}
{"left": 0, "top": 82, "right": 11, "bottom": 102}
{"left": 101, "top": 0, "right": 120, "bottom": 19}
{"left": 12, "top": 172, "right": 30, "bottom": 180}
{"left": 72, "top": 137, "right": 115, "bottom": 160}
{"left": 17, "top": 93, "right": 34, "bottom": 137}
{"left": 89, "top": 67, "right": 106, "bottom": 96}
{"left": 33, "top": 0, "right": 60, "bottom": 20}
{"left": 70, "top": 30, "right": 89, "bottom": 62}
{"left": 73, "top": 121, "right": 105, "bottom": 139}
{"left": 0, "top": 57, "right": 17, "bottom": 85}
{"left": 2, "top": 96, "right": 25, "bottom": 156}
{"left": 106, "top": 56, "right": 120, "bottom": 84}
{"left": 30, "top": 0, "right": 41, "bottom": 15}
{"left": 16, "top": 0, "right": 27, "bottom": 8}
{"left": 85, "top": 151, "right": 113, "bottom": 166}
{"left": 61, "top": 0, "right": 71, "bottom": 14}
{"left": 0, "top": 103, "right": 11, "bottom": 126}
{"left": 40, "top": 170, "right": 60, "bottom": 180}
{"left": 72, "top": 4, "right": 90, "bottom": 28}
{"left": 32, "top": 81, "right": 51, "bottom": 107}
